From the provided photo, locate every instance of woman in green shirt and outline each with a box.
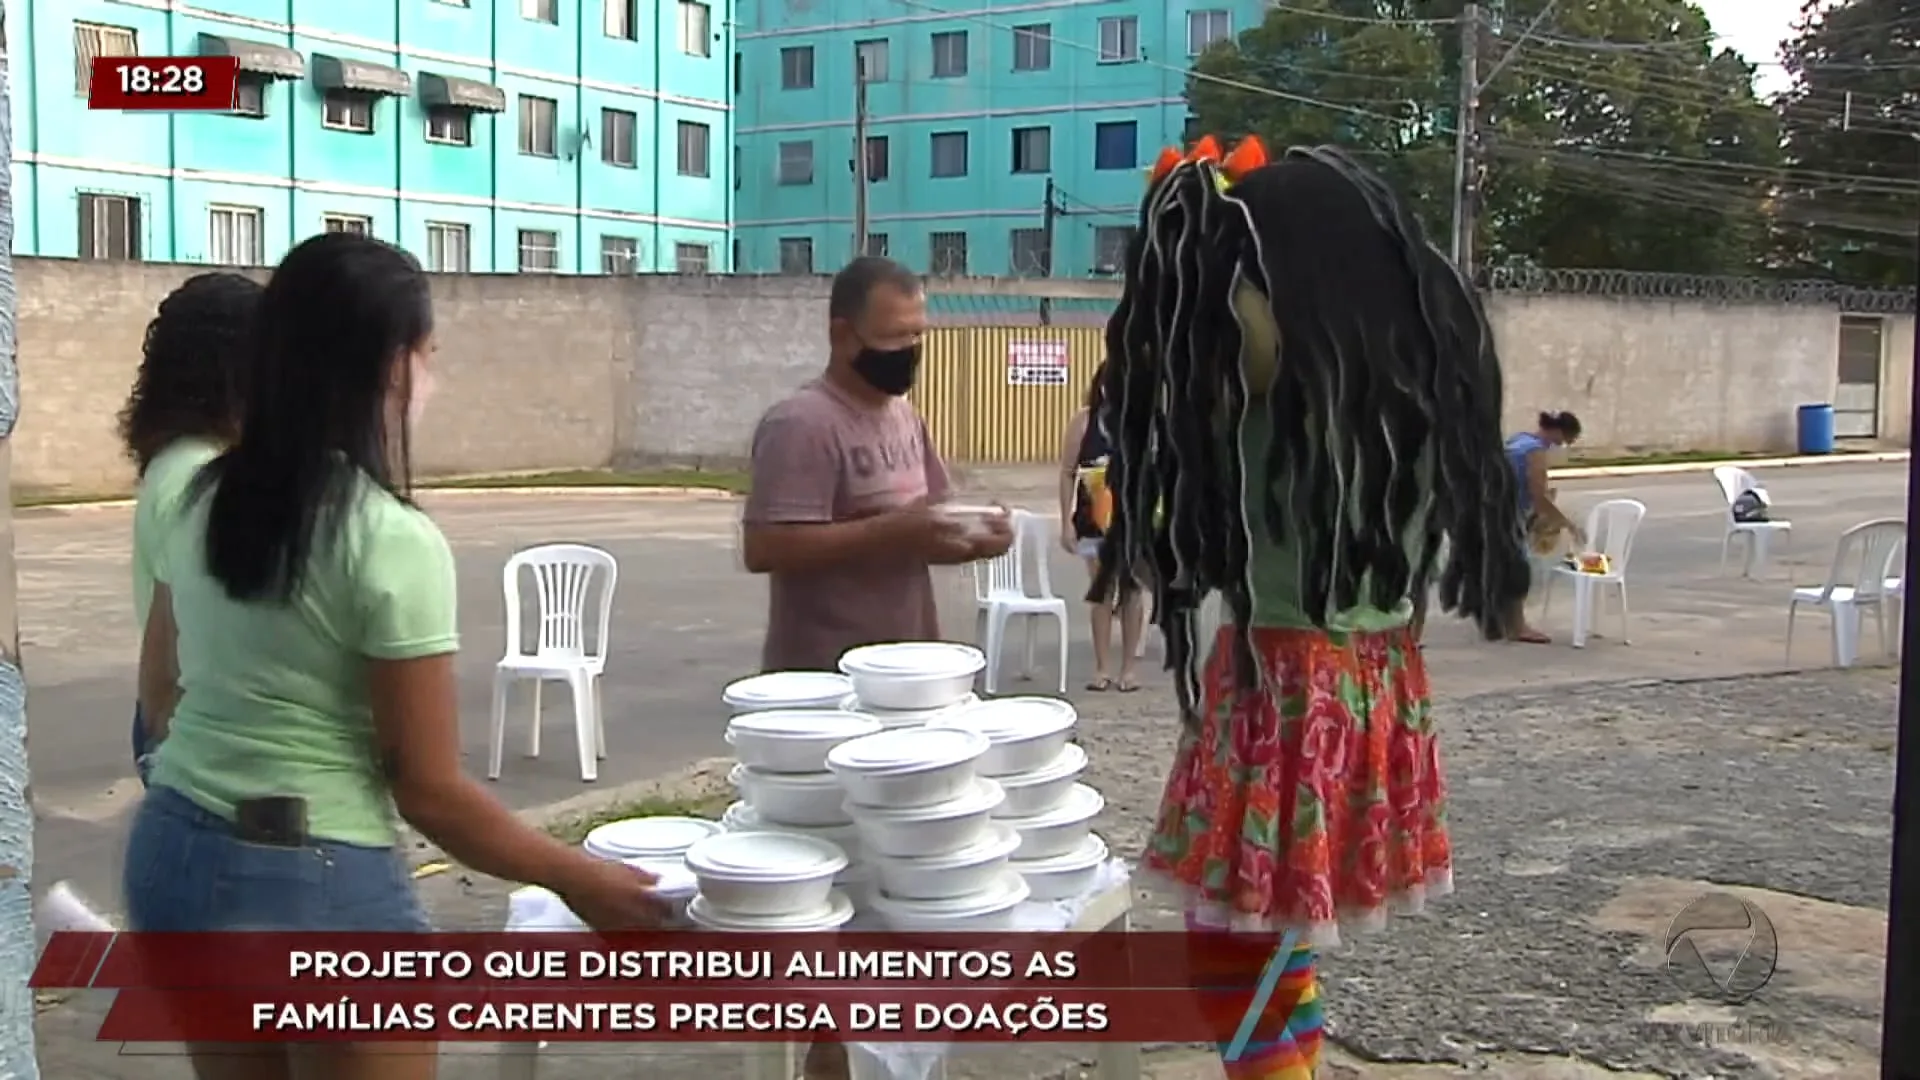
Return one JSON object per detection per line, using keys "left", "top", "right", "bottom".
{"left": 1100, "top": 137, "right": 1530, "bottom": 1080}
{"left": 124, "top": 234, "right": 667, "bottom": 1080}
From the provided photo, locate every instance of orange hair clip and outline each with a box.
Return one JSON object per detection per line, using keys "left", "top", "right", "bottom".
{"left": 1221, "top": 135, "right": 1267, "bottom": 181}
{"left": 1187, "top": 135, "right": 1223, "bottom": 163}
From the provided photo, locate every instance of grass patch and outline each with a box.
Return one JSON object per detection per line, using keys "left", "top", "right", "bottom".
{"left": 1562, "top": 449, "right": 1782, "bottom": 469}
{"left": 541, "top": 789, "right": 733, "bottom": 846}
{"left": 425, "top": 468, "right": 750, "bottom": 494}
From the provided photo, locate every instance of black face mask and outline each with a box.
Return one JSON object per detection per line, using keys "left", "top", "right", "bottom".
{"left": 851, "top": 344, "right": 922, "bottom": 397}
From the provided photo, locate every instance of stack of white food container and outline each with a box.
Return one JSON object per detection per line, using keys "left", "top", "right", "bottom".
{"left": 579, "top": 816, "right": 721, "bottom": 926}
{"left": 837, "top": 642, "right": 986, "bottom": 729}
{"left": 723, "top": 706, "right": 882, "bottom": 902}
{"left": 932, "top": 697, "right": 1109, "bottom": 901}
{"left": 682, "top": 830, "right": 856, "bottom": 932}
{"left": 722, "top": 670, "right": 856, "bottom": 716}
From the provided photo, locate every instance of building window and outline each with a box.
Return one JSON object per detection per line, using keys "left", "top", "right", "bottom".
{"left": 677, "top": 120, "right": 711, "bottom": 177}
{"left": 931, "top": 31, "right": 967, "bottom": 78}
{"left": 778, "top": 140, "right": 814, "bottom": 185}
{"left": 207, "top": 205, "right": 264, "bottom": 266}
{"left": 602, "top": 235, "right": 640, "bottom": 273}
{"left": 73, "top": 23, "right": 138, "bottom": 97}
{"left": 864, "top": 136, "right": 889, "bottom": 182}
{"left": 864, "top": 233, "right": 889, "bottom": 257}
{"left": 1094, "top": 121, "right": 1137, "bottom": 170}
{"left": 602, "top": 108, "right": 637, "bottom": 167}
{"left": 675, "top": 242, "right": 712, "bottom": 273}
{"left": 322, "top": 92, "right": 375, "bottom": 133}
{"left": 519, "top": 95, "right": 558, "bottom": 156}
{"left": 1010, "top": 228, "right": 1050, "bottom": 276}
{"left": 323, "top": 213, "right": 372, "bottom": 236}
{"left": 1011, "top": 126, "right": 1050, "bottom": 173}
{"left": 929, "top": 231, "right": 967, "bottom": 276}
{"left": 679, "top": 1, "right": 711, "bottom": 56}
{"left": 1093, "top": 226, "right": 1133, "bottom": 273}
{"left": 855, "top": 39, "right": 889, "bottom": 82}
{"left": 425, "top": 108, "right": 472, "bottom": 146}
{"left": 522, "top": 0, "right": 558, "bottom": 23}
{"left": 929, "top": 131, "right": 967, "bottom": 178}
{"left": 1098, "top": 17, "right": 1139, "bottom": 63}
{"left": 781, "top": 46, "right": 815, "bottom": 89}
{"left": 426, "top": 221, "right": 471, "bottom": 272}
{"left": 78, "top": 194, "right": 140, "bottom": 260}
{"left": 1012, "top": 24, "right": 1051, "bottom": 71}
{"left": 779, "top": 237, "right": 814, "bottom": 274}
{"left": 232, "top": 77, "right": 268, "bottom": 118}
{"left": 605, "top": 0, "right": 636, "bottom": 39}
{"left": 1187, "top": 10, "right": 1231, "bottom": 55}
{"left": 519, "top": 229, "right": 559, "bottom": 271}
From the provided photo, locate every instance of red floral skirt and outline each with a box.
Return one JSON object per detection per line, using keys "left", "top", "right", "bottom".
{"left": 1144, "top": 623, "right": 1452, "bottom": 948}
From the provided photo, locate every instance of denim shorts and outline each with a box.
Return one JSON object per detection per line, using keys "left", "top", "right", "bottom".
{"left": 122, "top": 785, "right": 429, "bottom": 932}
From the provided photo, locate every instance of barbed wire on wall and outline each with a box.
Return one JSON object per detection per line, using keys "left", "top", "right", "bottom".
{"left": 1481, "top": 266, "right": 1915, "bottom": 314}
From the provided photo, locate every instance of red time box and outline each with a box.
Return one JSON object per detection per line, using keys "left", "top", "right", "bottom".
{"left": 89, "top": 57, "right": 240, "bottom": 111}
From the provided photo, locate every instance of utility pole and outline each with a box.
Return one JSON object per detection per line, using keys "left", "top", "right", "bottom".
{"left": 1038, "top": 177, "right": 1059, "bottom": 324}
{"left": 851, "top": 55, "right": 870, "bottom": 262}
{"left": 1449, "top": 2, "right": 1480, "bottom": 274}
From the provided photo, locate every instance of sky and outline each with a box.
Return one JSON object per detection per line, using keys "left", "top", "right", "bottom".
{"left": 1693, "top": 0, "right": 1804, "bottom": 92}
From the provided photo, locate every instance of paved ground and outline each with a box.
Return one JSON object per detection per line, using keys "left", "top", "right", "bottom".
{"left": 22, "top": 459, "right": 1913, "bottom": 1078}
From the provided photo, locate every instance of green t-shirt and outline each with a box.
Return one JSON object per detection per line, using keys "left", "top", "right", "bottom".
{"left": 1240, "top": 404, "right": 1426, "bottom": 632}
{"left": 148, "top": 472, "right": 461, "bottom": 847}
{"left": 132, "top": 438, "right": 220, "bottom": 632}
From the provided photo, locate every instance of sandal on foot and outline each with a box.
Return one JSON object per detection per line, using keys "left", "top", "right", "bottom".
{"left": 1085, "top": 677, "right": 1113, "bottom": 691}
{"left": 1116, "top": 679, "right": 1141, "bottom": 693}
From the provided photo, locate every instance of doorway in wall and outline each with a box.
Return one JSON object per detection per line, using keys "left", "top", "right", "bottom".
{"left": 1837, "top": 315, "right": 1886, "bottom": 438}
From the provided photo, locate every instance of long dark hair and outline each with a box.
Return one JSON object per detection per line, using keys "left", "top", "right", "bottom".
{"left": 194, "top": 233, "right": 433, "bottom": 602}
{"left": 117, "top": 272, "right": 261, "bottom": 474}
{"left": 1096, "top": 142, "right": 1531, "bottom": 723}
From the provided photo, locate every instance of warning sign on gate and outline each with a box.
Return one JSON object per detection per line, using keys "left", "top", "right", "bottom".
{"left": 1006, "top": 340, "right": 1070, "bottom": 386}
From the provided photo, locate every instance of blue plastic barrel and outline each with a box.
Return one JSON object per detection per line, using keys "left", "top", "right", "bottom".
{"left": 1797, "top": 403, "right": 1836, "bottom": 455}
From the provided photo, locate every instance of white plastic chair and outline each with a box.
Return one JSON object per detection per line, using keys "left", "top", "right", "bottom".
{"left": 1541, "top": 499, "right": 1647, "bottom": 648}
{"left": 1786, "top": 518, "right": 1905, "bottom": 669}
{"left": 489, "top": 544, "right": 618, "bottom": 783}
{"left": 1713, "top": 466, "right": 1792, "bottom": 577}
{"left": 972, "top": 510, "right": 1069, "bottom": 694}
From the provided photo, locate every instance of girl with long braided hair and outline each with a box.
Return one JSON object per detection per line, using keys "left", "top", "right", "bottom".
{"left": 1100, "top": 137, "right": 1530, "bottom": 1078}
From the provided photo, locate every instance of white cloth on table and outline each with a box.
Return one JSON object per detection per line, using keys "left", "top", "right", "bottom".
{"left": 502, "top": 860, "right": 1133, "bottom": 1080}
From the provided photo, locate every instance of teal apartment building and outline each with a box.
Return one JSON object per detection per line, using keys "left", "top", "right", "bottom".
{"left": 9, "top": 0, "right": 733, "bottom": 272}
{"left": 730, "top": 0, "right": 1268, "bottom": 277}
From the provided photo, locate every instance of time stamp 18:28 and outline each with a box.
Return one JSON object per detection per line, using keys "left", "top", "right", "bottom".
{"left": 88, "top": 57, "right": 243, "bottom": 111}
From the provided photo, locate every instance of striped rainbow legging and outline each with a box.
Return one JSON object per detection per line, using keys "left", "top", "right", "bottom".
{"left": 1185, "top": 916, "right": 1325, "bottom": 1080}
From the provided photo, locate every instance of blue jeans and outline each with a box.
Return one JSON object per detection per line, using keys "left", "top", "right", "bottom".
{"left": 122, "top": 786, "right": 428, "bottom": 932}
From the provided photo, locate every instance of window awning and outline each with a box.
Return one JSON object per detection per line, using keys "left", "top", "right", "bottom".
{"left": 418, "top": 72, "right": 505, "bottom": 113}
{"left": 197, "top": 33, "right": 305, "bottom": 80}
{"left": 312, "top": 54, "right": 411, "bottom": 98}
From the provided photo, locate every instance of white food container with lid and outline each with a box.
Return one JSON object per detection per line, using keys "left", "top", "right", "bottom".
{"left": 721, "top": 801, "right": 863, "bottom": 857}
{"left": 848, "top": 778, "right": 1005, "bottom": 858}
{"left": 993, "top": 743, "right": 1089, "bottom": 818}
{"left": 869, "top": 871, "right": 1032, "bottom": 932}
{"left": 582, "top": 816, "right": 725, "bottom": 865}
{"left": 936, "top": 504, "right": 1009, "bottom": 541}
{"left": 725, "top": 709, "right": 882, "bottom": 774}
{"left": 626, "top": 860, "right": 700, "bottom": 927}
{"left": 933, "top": 697, "right": 1078, "bottom": 777}
{"left": 729, "top": 765, "right": 851, "bottom": 826}
{"left": 999, "top": 784, "right": 1105, "bottom": 860}
{"left": 722, "top": 671, "right": 856, "bottom": 715}
{"left": 870, "top": 824, "right": 1021, "bottom": 901}
{"left": 827, "top": 726, "right": 990, "bottom": 809}
{"left": 842, "top": 692, "right": 982, "bottom": 730}
{"left": 1008, "top": 833, "right": 1109, "bottom": 901}
{"left": 687, "top": 890, "right": 856, "bottom": 933}
{"left": 837, "top": 642, "right": 986, "bottom": 711}
{"left": 683, "top": 831, "right": 848, "bottom": 916}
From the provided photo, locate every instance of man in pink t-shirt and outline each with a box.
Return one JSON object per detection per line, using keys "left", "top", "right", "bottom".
{"left": 742, "top": 257, "right": 1013, "bottom": 673}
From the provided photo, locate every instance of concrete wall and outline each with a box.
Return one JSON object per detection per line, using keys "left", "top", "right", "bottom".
{"left": 11, "top": 256, "right": 1914, "bottom": 497}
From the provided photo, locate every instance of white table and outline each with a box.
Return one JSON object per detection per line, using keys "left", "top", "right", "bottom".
{"left": 496, "top": 871, "right": 1140, "bottom": 1080}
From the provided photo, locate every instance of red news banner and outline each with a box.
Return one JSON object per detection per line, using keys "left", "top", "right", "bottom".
{"left": 88, "top": 57, "right": 242, "bottom": 111}
{"left": 33, "top": 932, "right": 1284, "bottom": 1044}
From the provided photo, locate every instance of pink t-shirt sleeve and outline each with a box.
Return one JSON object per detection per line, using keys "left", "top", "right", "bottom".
{"left": 744, "top": 404, "right": 838, "bottom": 525}
{"left": 920, "top": 418, "right": 951, "bottom": 503}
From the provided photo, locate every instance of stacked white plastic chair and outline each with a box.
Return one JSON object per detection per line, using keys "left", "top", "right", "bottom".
{"left": 489, "top": 543, "right": 618, "bottom": 782}
{"left": 971, "top": 509, "right": 1069, "bottom": 694}
{"left": 1540, "top": 499, "right": 1647, "bottom": 648}
{"left": 1786, "top": 518, "right": 1905, "bottom": 669}
{"left": 1713, "top": 465, "right": 1792, "bottom": 577}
